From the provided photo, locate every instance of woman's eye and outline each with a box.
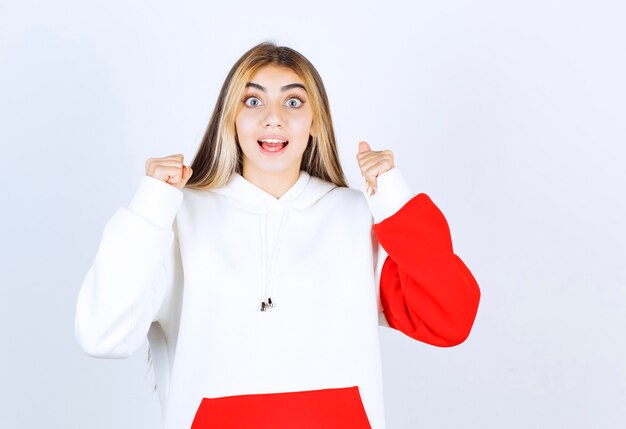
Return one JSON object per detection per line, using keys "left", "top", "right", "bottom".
{"left": 244, "top": 97, "right": 261, "bottom": 107}
{"left": 286, "top": 97, "right": 303, "bottom": 108}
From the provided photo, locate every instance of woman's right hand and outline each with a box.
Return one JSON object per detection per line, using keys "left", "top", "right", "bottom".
{"left": 145, "top": 154, "right": 193, "bottom": 189}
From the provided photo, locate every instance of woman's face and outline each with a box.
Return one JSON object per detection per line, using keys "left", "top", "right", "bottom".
{"left": 235, "top": 64, "right": 313, "bottom": 182}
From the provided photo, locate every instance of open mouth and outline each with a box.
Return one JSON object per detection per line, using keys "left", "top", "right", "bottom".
{"left": 257, "top": 138, "right": 288, "bottom": 154}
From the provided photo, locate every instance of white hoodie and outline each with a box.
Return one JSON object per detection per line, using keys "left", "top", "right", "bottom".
{"left": 75, "top": 168, "right": 414, "bottom": 428}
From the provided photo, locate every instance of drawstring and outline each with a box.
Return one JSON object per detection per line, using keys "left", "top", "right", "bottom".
{"left": 259, "top": 206, "right": 290, "bottom": 312}
{"left": 259, "top": 211, "right": 269, "bottom": 311}
{"left": 264, "top": 208, "right": 289, "bottom": 310}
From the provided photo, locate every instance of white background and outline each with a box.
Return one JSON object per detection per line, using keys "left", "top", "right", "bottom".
{"left": 1, "top": 0, "right": 625, "bottom": 428}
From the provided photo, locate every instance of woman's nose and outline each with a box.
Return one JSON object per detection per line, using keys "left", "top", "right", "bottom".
{"left": 263, "top": 102, "right": 284, "bottom": 128}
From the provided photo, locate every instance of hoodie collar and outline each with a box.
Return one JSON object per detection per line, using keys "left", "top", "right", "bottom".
{"left": 212, "top": 170, "right": 337, "bottom": 211}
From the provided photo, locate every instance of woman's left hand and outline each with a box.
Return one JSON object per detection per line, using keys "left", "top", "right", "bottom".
{"left": 356, "top": 141, "right": 394, "bottom": 196}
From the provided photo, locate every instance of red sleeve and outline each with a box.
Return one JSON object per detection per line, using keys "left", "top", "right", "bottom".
{"left": 375, "top": 193, "right": 480, "bottom": 347}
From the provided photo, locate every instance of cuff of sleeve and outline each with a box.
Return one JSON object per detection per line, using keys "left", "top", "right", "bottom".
{"left": 365, "top": 168, "right": 414, "bottom": 223}
{"left": 128, "top": 175, "right": 184, "bottom": 229}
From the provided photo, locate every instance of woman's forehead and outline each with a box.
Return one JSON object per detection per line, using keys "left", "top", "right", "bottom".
{"left": 247, "top": 65, "right": 306, "bottom": 91}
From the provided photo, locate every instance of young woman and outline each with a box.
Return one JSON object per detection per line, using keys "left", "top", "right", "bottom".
{"left": 75, "top": 42, "right": 480, "bottom": 429}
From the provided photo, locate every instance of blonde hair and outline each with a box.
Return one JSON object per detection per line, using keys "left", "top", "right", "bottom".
{"left": 185, "top": 41, "right": 348, "bottom": 189}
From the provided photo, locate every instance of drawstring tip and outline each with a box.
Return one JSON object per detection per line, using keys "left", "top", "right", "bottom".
{"left": 260, "top": 298, "right": 274, "bottom": 312}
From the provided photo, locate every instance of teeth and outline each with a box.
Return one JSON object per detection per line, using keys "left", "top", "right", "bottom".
{"left": 258, "top": 138, "right": 287, "bottom": 144}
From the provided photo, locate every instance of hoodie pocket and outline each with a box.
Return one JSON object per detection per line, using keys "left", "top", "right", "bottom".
{"left": 191, "top": 385, "right": 372, "bottom": 428}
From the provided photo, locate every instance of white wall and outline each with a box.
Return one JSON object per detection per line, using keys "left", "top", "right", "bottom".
{"left": 1, "top": 0, "right": 625, "bottom": 427}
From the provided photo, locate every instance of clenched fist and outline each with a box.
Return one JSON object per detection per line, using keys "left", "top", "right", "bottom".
{"left": 356, "top": 141, "right": 394, "bottom": 196}
{"left": 145, "top": 153, "right": 193, "bottom": 190}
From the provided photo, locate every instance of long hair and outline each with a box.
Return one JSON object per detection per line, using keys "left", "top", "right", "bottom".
{"left": 185, "top": 41, "right": 348, "bottom": 189}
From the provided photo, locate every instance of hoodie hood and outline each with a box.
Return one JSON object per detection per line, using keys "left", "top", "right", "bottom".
{"left": 210, "top": 170, "right": 338, "bottom": 312}
{"left": 211, "top": 170, "right": 337, "bottom": 212}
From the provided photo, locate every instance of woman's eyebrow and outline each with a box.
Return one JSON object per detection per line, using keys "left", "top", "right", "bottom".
{"left": 245, "top": 82, "right": 307, "bottom": 92}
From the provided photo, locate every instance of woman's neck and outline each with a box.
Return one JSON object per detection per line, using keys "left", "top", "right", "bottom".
{"left": 242, "top": 166, "right": 301, "bottom": 199}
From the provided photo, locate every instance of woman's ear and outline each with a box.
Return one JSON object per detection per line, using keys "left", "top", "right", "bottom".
{"left": 309, "top": 122, "right": 318, "bottom": 139}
